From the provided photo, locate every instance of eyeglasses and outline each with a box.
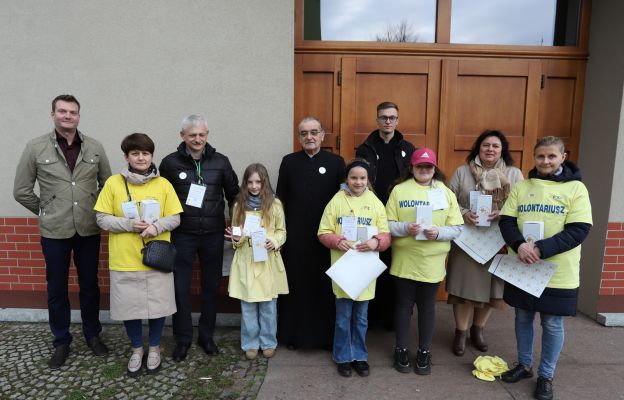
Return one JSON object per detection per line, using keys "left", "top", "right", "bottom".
{"left": 377, "top": 116, "right": 398, "bottom": 123}
{"left": 299, "top": 130, "right": 322, "bottom": 137}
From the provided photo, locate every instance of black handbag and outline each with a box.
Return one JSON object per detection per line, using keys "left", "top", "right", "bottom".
{"left": 123, "top": 176, "right": 176, "bottom": 273}
{"left": 141, "top": 239, "right": 176, "bottom": 273}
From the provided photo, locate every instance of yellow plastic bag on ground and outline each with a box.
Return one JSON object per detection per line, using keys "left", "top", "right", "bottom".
{"left": 472, "top": 355, "right": 509, "bottom": 381}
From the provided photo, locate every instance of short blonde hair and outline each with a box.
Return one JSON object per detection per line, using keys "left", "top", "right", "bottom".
{"left": 534, "top": 136, "right": 565, "bottom": 153}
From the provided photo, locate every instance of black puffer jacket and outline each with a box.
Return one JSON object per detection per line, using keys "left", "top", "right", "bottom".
{"left": 159, "top": 142, "right": 239, "bottom": 234}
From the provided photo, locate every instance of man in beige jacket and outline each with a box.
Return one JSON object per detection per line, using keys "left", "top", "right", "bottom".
{"left": 13, "top": 94, "right": 112, "bottom": 369}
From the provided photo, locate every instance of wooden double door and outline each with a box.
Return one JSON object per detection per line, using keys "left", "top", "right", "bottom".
{"left": 294, "top": 54, "right": 586, "bottom": 177}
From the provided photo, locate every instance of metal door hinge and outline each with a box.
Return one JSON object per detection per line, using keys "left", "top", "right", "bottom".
{"left": 337, "top": 71, "right": 342, "bottom": 86}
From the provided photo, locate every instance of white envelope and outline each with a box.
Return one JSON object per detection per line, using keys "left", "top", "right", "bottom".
{"left": 475, "top": 195, "right": 492, "bottom": 227}
{"left": 325, "top": 249, "right": 387, "bottom": 300}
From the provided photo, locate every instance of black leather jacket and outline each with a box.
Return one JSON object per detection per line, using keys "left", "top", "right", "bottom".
{"left": 159, "top": 142, "right": 239, "bottom": 234}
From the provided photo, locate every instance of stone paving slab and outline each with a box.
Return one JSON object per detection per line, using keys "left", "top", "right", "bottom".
{"left": 0, "top": 323, "right": 266, "bottom": 400}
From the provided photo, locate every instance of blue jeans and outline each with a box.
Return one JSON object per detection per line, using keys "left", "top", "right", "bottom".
{"left": 123, "top": 318, "right": 166, "bottom": 348}
{"left": 515, "top": 308, "right": 565, "bottom": 379}
{"left": 333, "top": 298, "right": 369, "bottom": 363}
{"left": 41, "top": 234, "right": 102, "bottom": 347}
{"left": 240, "top": 299, "right": 277, "bottom": 351}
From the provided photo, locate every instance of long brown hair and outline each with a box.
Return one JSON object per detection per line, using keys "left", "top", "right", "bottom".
{"left": 233, "top": 163, "right": 276, "bottom": 229}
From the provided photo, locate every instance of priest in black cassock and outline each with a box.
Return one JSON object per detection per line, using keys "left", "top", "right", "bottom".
{"left": 276, "top": 116, "right": 345, "bottom": 350}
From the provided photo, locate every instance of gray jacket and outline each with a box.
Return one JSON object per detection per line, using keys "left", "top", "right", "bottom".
{"left": 13, "top": 131, "right": 112, "bottom": 239}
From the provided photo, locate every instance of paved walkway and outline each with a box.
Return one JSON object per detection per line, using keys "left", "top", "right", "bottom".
{"left": 2, "top": 303, "right": 623, "bottom": 399}
{"left": 257, "top": 303, "right": 624, "bottom": 400}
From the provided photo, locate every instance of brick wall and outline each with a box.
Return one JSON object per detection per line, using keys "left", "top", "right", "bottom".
{"left": 0, "top": 217, "right": 237, "bottom": 311}
{"left": 601, "top": 222, "right": 624, "bottom": 296}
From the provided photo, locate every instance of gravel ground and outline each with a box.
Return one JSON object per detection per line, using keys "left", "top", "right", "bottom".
{"left": 0, "top": 322, "right": 268, "bottom": 400}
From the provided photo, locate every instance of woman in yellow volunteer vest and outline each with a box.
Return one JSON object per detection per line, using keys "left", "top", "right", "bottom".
{"left": 386, "top": 148, "right": 463, "bottom": 375}
{"left": 499, "top": 136, "right": 592, "bottom": 400}
{"left": 94, "top": 133, "right": 183, "bottom": 376}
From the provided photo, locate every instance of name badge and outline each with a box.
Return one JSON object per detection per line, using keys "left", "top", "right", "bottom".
{"left": 341, "top": 216, "right": 357, "bottom": 242}
{"left": 121, "top": 201, "right": 140, "bottom": 219}
{"left": 428, "top": 188, "right": 449, "bottom": 210}
{"left": 186, "top": 183, "right": 206, "bottom": 208}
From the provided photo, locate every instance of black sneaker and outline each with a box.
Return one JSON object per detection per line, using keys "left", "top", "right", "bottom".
{"left": 337, "top": 362, "right": 352, "bottom": 377}
{"left": 394, "top": 347, "right": 411, "bottom": 373}
{"left": 534, "top": 376, "right": 553, "bottom": 400}
{"left": 502, "top": 363, "right": 533, "bottom": 383}
{"left": 351, "top": 360, "right": 370, "bottom": 377}
{"left": 414, "top": 349, "right": 431, "bottom": 375}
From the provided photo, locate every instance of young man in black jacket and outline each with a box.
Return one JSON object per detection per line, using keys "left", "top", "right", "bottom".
{"left": 159, "top": 114, "right": 239, "bottom": 362}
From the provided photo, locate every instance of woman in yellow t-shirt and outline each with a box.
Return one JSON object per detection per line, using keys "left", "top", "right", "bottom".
{"left": 499, "top": 136, "right": 592, "bottom": 400}
{"left": 386, "top": 148, "right": 463, "bottom": 375}
{"left": 94, "top": 133, "right": 183, "bottom": 377}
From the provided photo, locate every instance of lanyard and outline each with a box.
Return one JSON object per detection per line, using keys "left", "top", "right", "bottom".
{"left": 193, "top": 159, "right": 204, "bottom": 185}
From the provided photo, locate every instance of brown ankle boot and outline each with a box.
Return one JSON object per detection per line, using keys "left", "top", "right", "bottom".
{"left": 470, "top": 325, "right": 488, "bottom": 352}
{"left": 452, "top": 329, "right": 467, "bottom": 356}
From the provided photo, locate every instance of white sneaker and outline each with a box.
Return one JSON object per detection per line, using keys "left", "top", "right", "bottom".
{"left": 146, "top": 347, "right": 161, "bottom": 374}
{"left": 127, "top": 349, "right": 143, "bottom": 377}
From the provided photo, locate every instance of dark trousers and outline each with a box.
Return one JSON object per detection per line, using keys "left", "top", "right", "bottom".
{"left": 41, "top": 234, "right": 102, "bottom": 348}
{"left": 394, "top": 277, "right": 439, "bottom": 351}
{"left": 171, "top": 231, "right": 224, "bottom": 345}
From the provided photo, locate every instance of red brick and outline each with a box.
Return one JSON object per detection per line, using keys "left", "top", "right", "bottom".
{"left": 4, "top": 218, "right": 30, "bottom": 226}
{"left": 601, "top": 279, "right": 624, "bottom": 288}
{"left": 19, "top": 275, "right": 46, "bottom": 284}
{"left": 0, "top": 226, "right": 15, "bottom": 233}
{"left": 27, "top": 218, "right": 39, "bottom": 225}
{"left": 32, "top": 283, "right": 47, "bottom": 291}
{"left": 15, "top": 226, "right": 40, "bottom": 234}
{"left": 0, "top": 251, "right": 6, "bottom": 259}
{"left": 10, "top": 266, "right": 32, "bottom": 275}
{"left": 0, "top": 243, "right": 16, "bottom": 250}
{"left": 602, "top": 272, "right": 616, "bottom": 280}
{"left": 619, "top": 256, "right": 624, "bottom": 263}
{"left": 608, "top": 222, "right": 623, "bottom": 230}
{"left": 0, "top": 267, "right": 10, "bottom": 274}
{"left": 30, "top": 251, "right": 45, "bottom": 260}
{"left": 614, "top": 288, "right": 624, "bottom": 295}
{"left": 0, "top": 218, "right": 4, "bottom": 225}
{"left": 599, "top": 287, "right": 614, "bottom": 295}
{"left": 605, "top": 239, "right": 621, "bottom": 247}
{"left": 0, "top": 259, "right": 18, "bottom": 266}
{"left": 0, "top": 274, "right": 19, "bottom": 283}
{"left": 11, "top": 283, "right": 34, "bottom": 291}
{"left": 15, "top": 243, "right": 41, "bottom": 251}
{"left": 605, "top": 247, "right": 624, "bottom": 255}
{"left": 6, "top": 234, "right": 30, "bottom": 243}
{"left": 0, "top": 283, "right": 10, "bottom": 290}
{"left": 28, "top": 234, "right": 41, "bottom": 243}
{"left": 608, "top": 231, "right": 624, "bottom": 239}
{"left": 7, "top": 250, "right": 31, "bottom": 259}
{"left": 18, "top": 259, "right": 45, "bottom": 267}
{"left": 31, "top": 267, "right": 46, "bottom": 275}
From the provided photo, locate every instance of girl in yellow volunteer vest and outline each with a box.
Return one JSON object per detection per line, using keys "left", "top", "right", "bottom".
{"left": 226, "top": 163, "right": 288, "bottom": 361}
{"left": 318, "top": 159, "right": 390, "bottom": 378}
{"left": 386, "top": 148, "right": 463, "bottom": 375}
{"left": 499, "top": 136, "right": 592, "bottom": 400}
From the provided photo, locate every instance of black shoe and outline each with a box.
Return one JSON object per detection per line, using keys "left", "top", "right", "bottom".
{"left": 393, "top": 347, "right": 411, "bottom": 373}
{"left": 197, "top": 337, "right": 219, "bottom": 355}
{"left": 351, "top": 360, "right": 370, "bottom": 377}
{"left": 502, "top": 363, "right": 534, "bottom": 383}
{"left": 86, "top": 336, "right": 109, "bottom": 357}
{"left": 48, "top": 345, "right": 70, "bottom": 369}
{"left": 414, "top": 349, "right": 432, "bottom": 375}
{"left": 172, "top": 342, "right": 191, "bottom": 362}
{"left": 337, "top": 362, "right": 352, "bottom": 377}
{"left": 534, "top": 376, "right": 554, "bottom": 400}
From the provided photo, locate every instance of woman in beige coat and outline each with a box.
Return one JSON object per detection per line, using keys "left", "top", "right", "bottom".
{"left": 445, "top": 130, "right": 523, "bottom": 356}
{"left": 95, "top": 133, "right": 182, "bottom": 376}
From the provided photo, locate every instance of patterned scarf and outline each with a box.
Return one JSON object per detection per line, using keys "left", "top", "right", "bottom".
{"left": 468, "top": 156, "right": 510, "bottom": 211}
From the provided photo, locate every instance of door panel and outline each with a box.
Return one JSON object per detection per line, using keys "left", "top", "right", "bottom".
{"left": 340, "top": 57, "right": 441, "bottom": 161}
{"left": 439, "top": 59, "right": 541, "bottom": 177}
{"left": 294, "top": 54, "right": 341, "bottom": 153}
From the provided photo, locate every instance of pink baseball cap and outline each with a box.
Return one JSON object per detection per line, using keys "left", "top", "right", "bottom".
{"left": 411, "top": 147, "right": 437, "bottom": 166}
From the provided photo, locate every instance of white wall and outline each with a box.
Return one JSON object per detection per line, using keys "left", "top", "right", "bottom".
{"left": 0, "top": 0, "right": 294, "bottom": 215}
{"left": 609, "top": 87, "right": 624, "bottom": 220}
